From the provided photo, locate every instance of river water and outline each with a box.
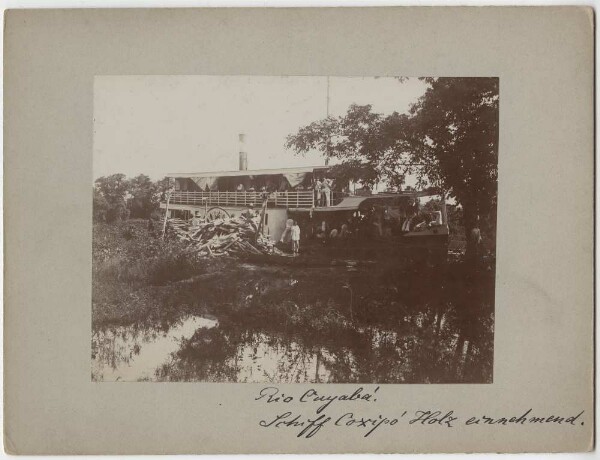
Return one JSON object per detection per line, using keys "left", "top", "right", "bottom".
{"left": 92, "top": 261, "right": 494, "bottom": 383}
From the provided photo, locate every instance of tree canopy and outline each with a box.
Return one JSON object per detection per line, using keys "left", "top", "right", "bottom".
{"left": 404, "top": 77, "right": 499, "bottom": 232}
{"left": 285, "top": 77, "right": 499, "bottom": 242}
{"left": 285, "top": 104, "right": 405, "bottom": 188}
{"left": 94, "top": 173, "right": 129, "bottom": 222}
{"left": 93, "top": 174, "right": 170, "bottom": 222}
{"left": 127, "top": 174, "right": 159, "bottom": 219}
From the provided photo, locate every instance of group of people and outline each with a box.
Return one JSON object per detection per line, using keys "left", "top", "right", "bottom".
{"left": 315, "top": 221, "right": 351, "bottom": 241}
{"left": 234, "top": 184, "right": 270, "bottom": 193}
{"left": 276, "top": 206, "right": 446, "bottom": 255}
{"left": 277, "top": 218, "right": 353, "bottom": 251}
{"left": 316, "top": 208, "right": 444, "bottom": 241}
{"left": 402, "top": 210, "right": 443, "bottom": 232}
{"left": 198, "top": 183, "right": 277, "bottom": 194}
{"left": 199, "top": 177, "right": 336, "bottom": 209}
{"left": 313, "top": 177, "right": 333, "bottom": 207}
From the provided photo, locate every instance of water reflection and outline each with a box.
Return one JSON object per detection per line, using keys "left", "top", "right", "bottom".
{"left": 92, "top": 315, "right": 218, "bottom": 381}
{"left": 92, "top": 262, "right": 494, "bottom": 383}
{"left": 155, "top": 331, "right": 333, "bottom": 383}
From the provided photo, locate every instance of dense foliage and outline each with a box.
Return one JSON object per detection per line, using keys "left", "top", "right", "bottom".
{"left": 286, "top": 77, "right": 499, "bottom": 256}
{"left": 93, "top": 174, "right": 170, "bottom": 222}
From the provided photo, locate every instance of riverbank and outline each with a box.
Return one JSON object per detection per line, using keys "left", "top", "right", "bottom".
{"left": 92, "top": 219, "right": 495, "bottom": 383}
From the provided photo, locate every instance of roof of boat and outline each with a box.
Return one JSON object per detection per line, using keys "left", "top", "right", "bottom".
{"left": 166, "top": 166, "right": 329, "bottom": 178}
{"left": 289, "top": 189, "right": 441, "bottom": 212}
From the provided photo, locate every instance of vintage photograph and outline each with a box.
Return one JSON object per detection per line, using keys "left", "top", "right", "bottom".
{"left": 92, "top": 75, "right": 498, "bottom": 383}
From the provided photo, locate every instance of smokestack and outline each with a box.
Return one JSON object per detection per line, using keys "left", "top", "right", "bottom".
{"left": 238, "top": 133, "right": 248, "bottom": 171}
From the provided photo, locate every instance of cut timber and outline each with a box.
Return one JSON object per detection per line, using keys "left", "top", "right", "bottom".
{"left": 165, "top": 215, "right": 274, "bottom": 259}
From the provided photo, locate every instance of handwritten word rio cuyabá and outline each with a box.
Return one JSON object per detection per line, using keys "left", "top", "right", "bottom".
{"left": 255, "top": 386, "right": 379, "bottom": 413}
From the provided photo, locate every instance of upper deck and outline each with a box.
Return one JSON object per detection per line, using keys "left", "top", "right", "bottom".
{"left": 161, "top": 165, "right": 338, "bottom": 209}
{"left": 167, "top": 190, "right": 318, "bottom": 208}
{"left": 160, "top": 165, "right": 441, "bottom": 212}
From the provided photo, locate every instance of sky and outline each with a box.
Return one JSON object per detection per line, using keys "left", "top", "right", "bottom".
{"left": 93, "top": 75, "right": 429, "bottom": 181}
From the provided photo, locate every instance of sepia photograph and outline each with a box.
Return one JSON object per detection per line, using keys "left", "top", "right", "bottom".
{"left": 5, "top": 6, "right": 593, "bottom": 454}
{"left": 92, "top": 75, "right": 499, "bottom": 383}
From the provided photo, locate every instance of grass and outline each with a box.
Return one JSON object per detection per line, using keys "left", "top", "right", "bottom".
{"left": 92, "top": 219, "right": 221, "bottom": 327}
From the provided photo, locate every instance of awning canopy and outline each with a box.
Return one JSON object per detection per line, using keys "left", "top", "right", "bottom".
{"left": 169, "top": 166, "right": 330, "bottom": 192}
{"left": 290, "top": 188, "right": 441, "bottom": 212}
{"left": 166, "top": 166, "right": 328, "bottom": 179}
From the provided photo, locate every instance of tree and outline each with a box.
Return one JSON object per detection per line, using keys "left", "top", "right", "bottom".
{"left": 155, "top": 176, "right": 174, "bottom": 203}
{"left": 93, "top": 174, "right": 173, "bottom": 223}
{"left": 286, "top": 104, "right": 405, "bottom": 187}
{"left": 94, "top": 173, "right": 129, "bottom": 222}
{"left": 285, "top": 78, "right": 499, "bottom": 259}
{"left": 127, "top": 174, "right": 159, "bottom": 219}
{"left": 402, "top": 78, "right": 498, "bottom": 257}
{"left": 92, "top": 188, "right": 109, "bottom": 223}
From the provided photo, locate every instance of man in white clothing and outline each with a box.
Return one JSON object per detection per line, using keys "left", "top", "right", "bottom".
{"left": 291, "top": 221, "right": 301, "bottom": 254}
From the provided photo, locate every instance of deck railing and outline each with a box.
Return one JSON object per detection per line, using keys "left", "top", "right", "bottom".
{"left": 168, "top": 190, "right": 316, "bottom": 208}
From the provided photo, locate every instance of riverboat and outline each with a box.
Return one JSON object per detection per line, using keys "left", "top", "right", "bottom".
{"left": 160, "top": 161, "right": 450, "bottom": 264}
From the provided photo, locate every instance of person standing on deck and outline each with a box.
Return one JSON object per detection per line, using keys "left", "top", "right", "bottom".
{"left": 314, "top": 178, "right": 323, "bottom": 207}
{"left": 291, "top": 220, "right": 301, "bottom": 255}
{"left": 322, "top": 177, "right": 332, "bottom": 207}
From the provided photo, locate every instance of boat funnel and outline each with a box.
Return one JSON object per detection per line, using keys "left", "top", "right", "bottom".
{"left": 238, "top": 133, "right": 248, "bottom": 171}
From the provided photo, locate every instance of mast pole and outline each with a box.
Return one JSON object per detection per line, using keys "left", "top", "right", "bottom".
{"left": 326, "top": 76, "right": 330, "bottom": 117}
{"left": 161, "top": 190, "right": 171, "bottom": 239}
{"left": 325, "top": 76, "right": 330, "bottom": 166}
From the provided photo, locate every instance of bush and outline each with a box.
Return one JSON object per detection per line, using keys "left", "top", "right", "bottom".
{"left": 148, "top": 251, "right": 206, "bottom": 285}
{"left": 150, "top": 209, "right": 165, "bottom": 221}
{"left": 94, "top": 219, "right": 207, "bottom": 285}
{"left": 122, "top": 225, "right": 136, "bottom": 240}
{"left": 93, "top": 255, "right": 148, "bottom": 284}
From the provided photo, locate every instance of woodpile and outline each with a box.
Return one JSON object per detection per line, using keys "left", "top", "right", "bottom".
{"left": 166, "top": 217, "right": 278, "bottom": 257}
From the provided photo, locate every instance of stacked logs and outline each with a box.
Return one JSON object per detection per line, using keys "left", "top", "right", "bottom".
{"left": 166, "top": 217, "right": 276, "bottom": 257}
